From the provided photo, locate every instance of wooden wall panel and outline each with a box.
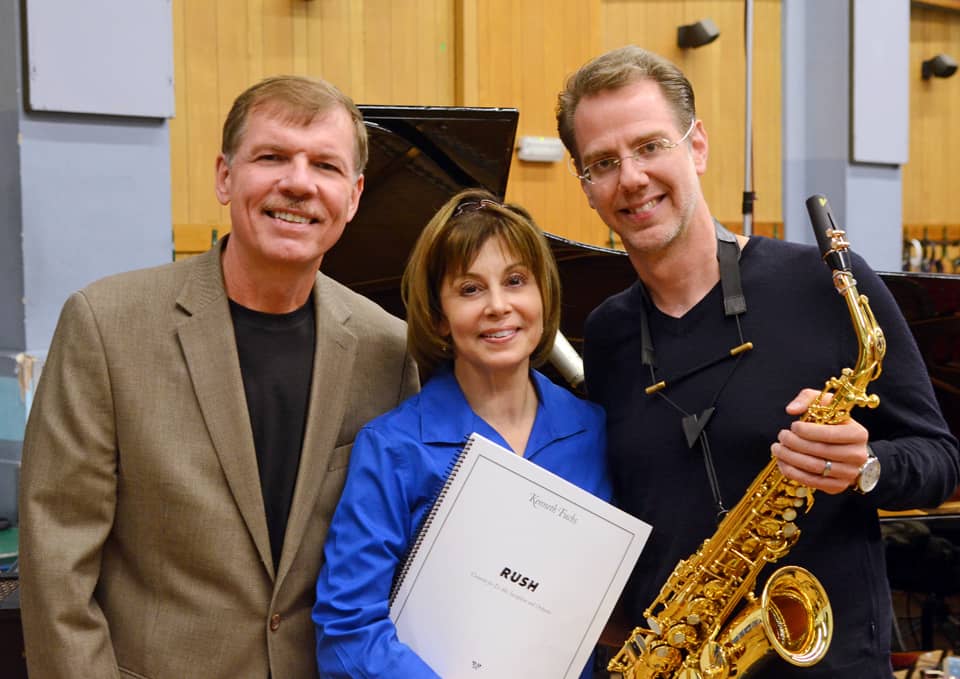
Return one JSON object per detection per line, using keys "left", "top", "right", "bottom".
{"left": 460, "top": 0, "right": 608, "bottom": 246}
{"left": 302, "top": 1, "right": 364, "bottom": 92}
{"left": 905, "top": 4, "right": 960, "bottom": 226}
{"left": 751, "top": 1, "right": 783, "bottom": 229}
{"left": 170, "top": 0, "right": 456, "bottom": 253}
{"left": 260, "top": 0, "right": 297, "bottom": 77}
{"left": 216, "top": 0, "right": 253, "bottom": 228}
{"left": 170, "top": 0, "right": 188, "bottom": 227}
{"left": 182, "top": 1, "right": 225, "bottom": 227}
{"left": 169, "top": 1, "right": 959, "bottom": 263}
{"left": 360, "top": 0, "right": 455, "bottom": 104}
{"left": 171, "top": 0, "right": 781, "bottom": 256}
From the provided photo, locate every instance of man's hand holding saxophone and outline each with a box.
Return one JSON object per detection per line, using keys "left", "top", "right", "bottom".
{"left": 773, "top": 388, "right": 875, "bottom": 495}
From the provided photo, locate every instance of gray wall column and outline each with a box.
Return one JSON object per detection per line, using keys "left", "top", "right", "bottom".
{"left": 782, "top": 0, "right": 907, "bottom": 271}
{"left": 0, "top": 0, "right": 173, "bottom": 524}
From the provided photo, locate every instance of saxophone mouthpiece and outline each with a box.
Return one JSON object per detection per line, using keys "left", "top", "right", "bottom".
{"left": 805, "top": 194, "right": 852, "bottom": 272}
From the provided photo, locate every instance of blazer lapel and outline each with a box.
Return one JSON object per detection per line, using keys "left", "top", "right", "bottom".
{"left": 175, "top": 242, "right": 274, "bottom": 575}
{"left": 276, "top": 273, "right": 357, "bottom": 584}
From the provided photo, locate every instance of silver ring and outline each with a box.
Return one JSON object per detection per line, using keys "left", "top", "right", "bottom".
{"left": 821, "top": 459, "right": 832, "bottom": 477}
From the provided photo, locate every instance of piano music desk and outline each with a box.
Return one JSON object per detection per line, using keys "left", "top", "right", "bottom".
{"left": 880, "top": 500, "right": 960, "bottom": 523}
{"left": 881, "top": 499, "right": 960, "bottom": 653}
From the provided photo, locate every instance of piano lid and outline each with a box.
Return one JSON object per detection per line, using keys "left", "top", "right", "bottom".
{"left": 322, "top": 105, "right": 519, "bottom": 316}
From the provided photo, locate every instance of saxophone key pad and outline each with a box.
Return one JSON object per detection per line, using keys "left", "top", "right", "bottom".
{"left": 648, "top": 643, "right": 681, "bottom": 671}
{"left": 669, "top": 623, "right": 699, "bottom": 646}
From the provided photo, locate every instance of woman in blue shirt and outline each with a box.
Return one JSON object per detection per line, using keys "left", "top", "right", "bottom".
{"left": 312, "top": 189, "right": 610, "bottom": 677}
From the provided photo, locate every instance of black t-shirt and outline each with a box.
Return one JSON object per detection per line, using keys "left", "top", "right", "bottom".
{"left": 230, "top": 295, "right": 315, "bottom": 570}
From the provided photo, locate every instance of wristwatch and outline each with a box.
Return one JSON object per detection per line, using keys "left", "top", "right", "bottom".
{"left": 852, "top": 445, "right": 881, "bottom": 494}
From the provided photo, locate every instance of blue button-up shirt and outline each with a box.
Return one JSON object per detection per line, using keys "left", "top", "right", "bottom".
{"left": 313, "top": 368, "right": 610, "bottom": 678}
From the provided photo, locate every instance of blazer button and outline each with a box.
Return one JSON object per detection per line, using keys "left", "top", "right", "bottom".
{"left": 270, "top": 613, "right": 281, "bottom": 631}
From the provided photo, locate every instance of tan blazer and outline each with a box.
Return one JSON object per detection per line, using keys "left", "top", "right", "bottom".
{"left": 18, "top": 241, "right": 419, "bottom": 679}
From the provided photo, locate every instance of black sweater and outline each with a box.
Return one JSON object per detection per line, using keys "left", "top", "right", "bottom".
{"left": 584, "top": 235, "right": 959, "bottom": 679}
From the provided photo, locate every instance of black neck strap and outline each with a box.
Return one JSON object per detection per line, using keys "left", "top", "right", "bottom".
{"left": 715, "top": 219, "right": 746, "bottom": 316}
{"left": 638, "top": 221, "right": 750, "bottom": 523}
{"left": 639, "top": 221, "right": 746, "bottom": 368}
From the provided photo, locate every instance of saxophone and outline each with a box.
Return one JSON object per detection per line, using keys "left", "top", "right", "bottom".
{"left": 608, "top": 195, "right": 887, "bottom": 679}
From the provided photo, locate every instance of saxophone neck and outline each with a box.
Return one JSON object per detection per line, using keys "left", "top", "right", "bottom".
{"left": 831, "top": 270, "right": 886, "bottom": 410}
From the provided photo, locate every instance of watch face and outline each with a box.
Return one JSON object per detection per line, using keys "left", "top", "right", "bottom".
{"left": 857, "top": 457, "right": 881, "bottom": 493}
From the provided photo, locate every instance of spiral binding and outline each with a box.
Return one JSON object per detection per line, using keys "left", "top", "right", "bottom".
{"left": 388, "top": 434, "right": 477, "bottom": 605}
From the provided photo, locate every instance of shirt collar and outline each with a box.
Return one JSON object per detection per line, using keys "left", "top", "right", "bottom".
{"left": 418, "top": 368, "right": 588, "bottom": 455}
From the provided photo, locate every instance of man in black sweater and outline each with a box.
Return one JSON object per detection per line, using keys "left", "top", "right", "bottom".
{"left": 556, "top": 45, "right": 959, "bottom": 678}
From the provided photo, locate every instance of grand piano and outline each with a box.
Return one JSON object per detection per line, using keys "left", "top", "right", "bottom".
{"left": 1, "top": 106, "right": 958, "bottom": 675}
{"left": 331, "top": 105, "right": 960, "bottom": 659}
{"left": 328, "top": 105, "right": 960, "bottom": 437}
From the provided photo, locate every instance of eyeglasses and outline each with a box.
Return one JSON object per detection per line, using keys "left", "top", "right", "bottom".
{"left": 452, "top": 198, "right": 503, "bottom": 217}
{"left": 571, "top": 120, "right": 697, "bottom": 185}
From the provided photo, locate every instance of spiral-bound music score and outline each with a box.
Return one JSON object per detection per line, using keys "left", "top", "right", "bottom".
{"left": 388, "top": 432, "right": 651, "bottom": 679}
{"left": 388, "top": 435, "right": 474, "bottom": 606}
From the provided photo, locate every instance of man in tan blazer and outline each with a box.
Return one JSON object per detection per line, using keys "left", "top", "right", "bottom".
{"left": 18, "top": 75, "right": 418, "bottom": 678}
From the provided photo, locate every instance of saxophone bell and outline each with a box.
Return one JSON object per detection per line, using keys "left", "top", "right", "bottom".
{"left": 762, "top": 566, "right": 833, "bottom": 666}
{"left": 608, "top": 566, "right": 832, "bottom": 679}
{"left": 704, "top": 565, "right": 832, "bottom": 678}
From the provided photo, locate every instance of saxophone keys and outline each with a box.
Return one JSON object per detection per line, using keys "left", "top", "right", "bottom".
{"left": 625, "top": 633, "right": 646, "bottom": 656}
{"left": 689, "top": 597, "right": 719, "bottom": 620}
{"left": 697, "top": 640, "right": 730, "bottom": 679}
{"left": 756, "top": 518, "right": 780, "bottom": 537}
{"left": 703, "top": 580, "right": 726, "bottom": 600}
{"left": 782, "top": 508, "right": 797, "bottom": 522}
{"left": 668, "top": 622, "right": 699, "bottom": 647}
{"left": 647, "top": 643, "right": 681, "bottom": 672}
